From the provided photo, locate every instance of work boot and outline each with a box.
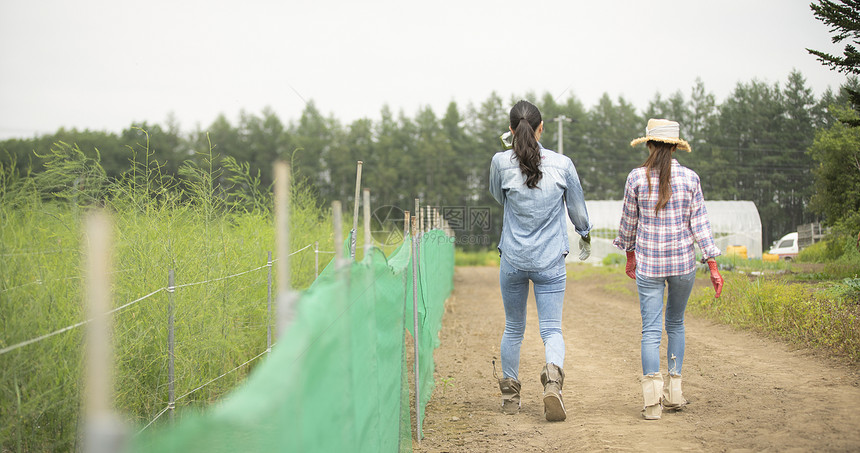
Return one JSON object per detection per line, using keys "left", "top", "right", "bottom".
{"left": 498, "top": 377, "right": 521, "bottom": 414}
{"left": 641, "top": 373, "right": 663, "bottom": 420}
{"left": 540, "top": 363, "right": 566, "bottom": 422}
{"left": 663, "top": 374, "right": 687, "bottom": 411}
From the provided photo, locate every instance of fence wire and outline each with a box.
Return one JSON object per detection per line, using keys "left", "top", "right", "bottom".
{"left": 0, "top": 243, "right": 327, "bottom": 356}
{"left": 0, "top": 247, "right": 77, "bottom": 257}
{"left": 136, "top": 342, "right": 275, "bottom": 437}
{"left": 0, "top": 268, "right": 134, "bottom": 294}
{"left": 0, "top": 287, "right": 165, "bottom": 355}
{"left": 2, "top": 239, "right": 341, "bottom": 452}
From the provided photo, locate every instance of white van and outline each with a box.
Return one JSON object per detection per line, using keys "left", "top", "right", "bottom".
{"left": 768, "top": 232, "right": 799, "bottom": 260}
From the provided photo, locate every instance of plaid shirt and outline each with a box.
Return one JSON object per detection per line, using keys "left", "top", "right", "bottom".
{"left": 613, "top": 160, "right": 721, "bottom": 278}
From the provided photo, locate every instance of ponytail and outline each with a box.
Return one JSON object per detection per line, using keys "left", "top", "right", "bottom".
{"left": 510, "top": 100, "right": 543, "bottom": 189}
{"left": 642, "top": 140, "right": 675, "bottom": 215}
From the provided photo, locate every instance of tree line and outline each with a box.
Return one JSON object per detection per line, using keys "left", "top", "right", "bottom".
{"left": 1, "top": 70, "right": 856, "bottom": 247}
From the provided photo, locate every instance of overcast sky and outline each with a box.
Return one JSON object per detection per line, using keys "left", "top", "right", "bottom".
{"left": 0, "top": 0, "right": 848, "bottom": 140}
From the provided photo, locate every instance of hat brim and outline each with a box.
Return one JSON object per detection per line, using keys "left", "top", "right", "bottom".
{"left": 630, "top": 136, "right": 691, "bottom": 152}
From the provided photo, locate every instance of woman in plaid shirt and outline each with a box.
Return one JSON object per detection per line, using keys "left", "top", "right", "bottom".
{"left": 613, "top": 119, "right": 724, "bottom": 421}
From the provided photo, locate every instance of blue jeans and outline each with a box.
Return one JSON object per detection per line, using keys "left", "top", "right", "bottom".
{"left": 636, "top": 270, "right": 696, "bottom": 376}
{"left": 499, "top": 254, "right": 567, "bottom": 380}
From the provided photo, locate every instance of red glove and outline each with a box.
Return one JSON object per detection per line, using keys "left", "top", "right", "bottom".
{"left": 707, "top": 260, "right": 723, "bottom": 298}
{"left": 625, "top": 251, "right": 636, "bottom": 280}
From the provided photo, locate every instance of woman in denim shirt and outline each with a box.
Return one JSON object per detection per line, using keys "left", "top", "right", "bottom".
{"left": 613, "top": 118, "right": 724, "bottom": 420}
{"left": 489, "top": 100, "right": 592, "bottom": 422}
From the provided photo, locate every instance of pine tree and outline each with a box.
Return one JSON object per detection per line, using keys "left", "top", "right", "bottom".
{"left": 808, "top": 0, "right": 860, "bottom": 124}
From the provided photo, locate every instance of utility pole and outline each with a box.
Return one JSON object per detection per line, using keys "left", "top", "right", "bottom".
{"left": 550, "top": 115, "right": 573, "bottom": 155}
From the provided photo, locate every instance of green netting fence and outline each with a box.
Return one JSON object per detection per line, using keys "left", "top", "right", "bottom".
{"left": 132, "top": 229, "right": 454, "bottom": 452}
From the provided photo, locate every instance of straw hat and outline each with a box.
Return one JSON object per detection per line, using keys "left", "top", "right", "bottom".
{"left": 630, "top": 118, "right": 691, "bottom": 152}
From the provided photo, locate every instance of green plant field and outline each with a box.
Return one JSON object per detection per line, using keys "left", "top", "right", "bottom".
{"left": 0, "top": 140, "right": 354, "bottom": 451}
{"left": 0, "top": 203, "right": 344, "bottom": 450}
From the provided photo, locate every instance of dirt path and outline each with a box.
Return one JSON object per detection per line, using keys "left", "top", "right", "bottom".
{"left": 416, "top": 265, "right": 860, "bottom": 452}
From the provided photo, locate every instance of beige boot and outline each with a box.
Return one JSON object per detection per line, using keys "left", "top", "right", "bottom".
{"left": 498, "top": 377, "right": 521, "bottom": 414}
{"left": 541, "top": 363, "right": 566, "bottom": 422}
{"left": 641, "top": 373, "right": 663, "bottom": 420}
{"left": 663, "top": 374, "right": 687, "bottom": 410}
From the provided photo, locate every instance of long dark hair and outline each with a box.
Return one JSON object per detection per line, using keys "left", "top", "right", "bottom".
{"left": 642, "top": 140, "right": 676, "bottom": 215}
{"left": 510, "top": 100, "right": 542, "bottom": 189}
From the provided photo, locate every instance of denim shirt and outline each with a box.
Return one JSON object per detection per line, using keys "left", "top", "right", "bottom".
{"left": 489, "top": 146, "right": 592, "bottom": 271}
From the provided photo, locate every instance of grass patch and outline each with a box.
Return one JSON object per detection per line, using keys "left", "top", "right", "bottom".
{"left": 454, "top": 248, "right": 500, "bottom": 266}
{"left": 566, "top": 262, "right": 633, "bottom": 296}
{"left": 823, "top": 277, "right": 860, "bottom": 306}
{"left": 717, "top": 254, "right": 792, "bottom": 273}
{"left": 796, "top": 235, "right": 860, "bottom": 279}
{"left": 567, "top": 262, "right": 622, "bottom": 281}
{"left": 688, "top": 271, "right": 860, "bottom": 363}
{"left": 797, "top": 240, "right": 832, "bottom": 263}
{"left": 603, "top": 252, "right": 625, "bottom": 266}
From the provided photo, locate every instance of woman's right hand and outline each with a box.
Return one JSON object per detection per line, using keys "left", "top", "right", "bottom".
{"left": 625, "top": 251, "right": 636, "bottom": 279}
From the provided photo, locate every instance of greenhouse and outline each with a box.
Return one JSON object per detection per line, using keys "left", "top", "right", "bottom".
{"left": 568, "top": 200, "right": 763, "bottom": 262}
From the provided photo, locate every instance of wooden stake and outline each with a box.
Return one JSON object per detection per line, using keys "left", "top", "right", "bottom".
{"left": 333, "top": 200, "right": 344, "bottom": 269}
{"left": 363, "top": 188, "right": 371, "bottom": 259}
{"left": 85, "top": 210, "right": 112, "bottom": 421}
{"left": 274, "top": 161, "right": 293, "bottom": 336}
{"left": 351, "top": 161, "right": 363, "bottom": 259}
{"left": 410, "top": 215, "right": 422, "bottom": 442}
{"left": 404, "top": 210, "right": 411, "bottom": 241}
{"left": 83, "top": 210, "right": 125, "bottom": 453}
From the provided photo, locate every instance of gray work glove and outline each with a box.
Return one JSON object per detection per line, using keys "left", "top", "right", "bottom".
{"left": 578, "top": 233, "right": 591, "bottom": 261}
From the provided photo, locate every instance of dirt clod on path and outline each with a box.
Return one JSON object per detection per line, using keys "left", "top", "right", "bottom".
{"left": 416, "top": 265, "right": 860, "bottom": 452}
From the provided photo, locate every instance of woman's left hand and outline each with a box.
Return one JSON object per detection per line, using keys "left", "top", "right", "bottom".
{"left": 707, "top": 260, "right": 723, "bottom": 298}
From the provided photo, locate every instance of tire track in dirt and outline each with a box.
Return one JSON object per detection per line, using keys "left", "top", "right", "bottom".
{"left": 416, "top": 265, "right": 860, "bottom": 452}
